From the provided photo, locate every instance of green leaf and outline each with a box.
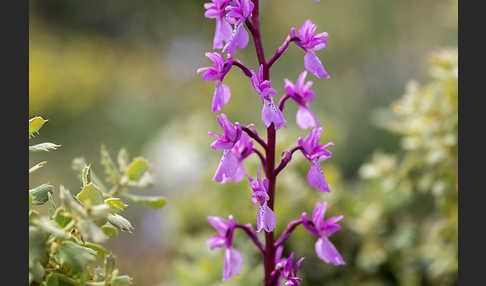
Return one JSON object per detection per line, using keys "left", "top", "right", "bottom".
{"left": 33, "top": 217, "right": 68, "bottom": 238}
{"left": 107, "top": 214, "right": 134, "bottom": 233}
{"left": 53, "top": 208, "right": 72, "bottom": 228}
{"left": 30, "top": 161, "right": 47, "bottom": 174}
{"left": 78, "top": 220, "right": 108, "bottom": 243}
{"left": 105, "top": 198, "right": 128, "bottom": 212}
{"left": 125, "top": 157, "right": 149, "bottom": 181}
{"left": 101, "top": 145, "right": 121, "bottom": 182}
{"left": 121, "top": 193, "right": 167, "bottom": 209}
{"left": 101, "top": 222, "right": 119, "bottom": 237}
{"left": 29, "top": 226, "right": 48, "bottom": 271}
{"left": 90, "top": 204, "right": 111, "bottom": 218}
{"left": 76, "top": 183, "right": 104, "bottom": 206}
{"left": 82, "top": 165, "right": 92, "bottom": 186}
{"left": 105, "top": 254, "right": 116, "bottom": 281}
{"left": 84, "top": 242, "right": 107, "bottom": 259}
{"left": 118, "top": 148, "right": 130, "bottom": 173}
{"left": 29, "top": 184, "right": 54, "bottom": 205}
{"left": 29, "top": 192, "right": 33, "bottom": 206}
{"left": 30, "top": 261, "right": 45, "bottom": 283}
{"left": 29, "top": 142, "right": 61, "bottom": 152}
{"left": 55, "top": 241, "right": 97, "bottom": 274}
{"left": 29, "top": 116, "right": 47, "bottom": 138}
{"left": 114, "top": 275, "right": 133, "bottom": 285}
{"left": 45, "top": 272, "right": 80, "bottom": 286}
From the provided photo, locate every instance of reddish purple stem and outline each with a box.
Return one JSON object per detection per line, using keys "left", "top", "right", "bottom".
{"left": 242, "top": 126, "right": 267, "bottom": 149}
{"left": 235, "top": 223, "right": 265, "bottom": 253}
{"left": 274, "top": 218, "right": 303, "bottom": 248}
{"left": 274, "top": 146, "right": 303, "bottom": 176}
{"left": 267, "top": 36, "right": 300, "bottom": 68}
{"left": 278, "top": 94, "right": 291, "bottom": 111}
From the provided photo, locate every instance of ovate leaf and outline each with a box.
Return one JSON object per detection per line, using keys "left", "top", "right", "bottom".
{"left": 107, "top": 214, "right": 134, "bottom": 233}
{"left": 29, "top": 142, "right": 61, "bottom": 152}
{"left": 101, "top": 222, "right": 119, "bottom": 237}
{"left": 122, "top": 193, "right": 167, "bottom": 209}
{"left": 76, "top": 183, "right": 104, "bottom": 206}
{"left": 29, "top": 116, "right": 47, "bottom": 138}
{"left": 29, "top": 184, "right": 53, "bottom": 205}
{"left": 101, "top": 145, "right": 121, "bottom": 182}
{"left": 105, "top": 198, "right": 128, "bottom": 212}
{"left": 78, "top": 220, "right": 108, "bottom": 244}
{"left": 55, "top": 241, "right": 97, "bottom": 274}
{"left": 126, "top": 157, "right": 149, "bottom": 181}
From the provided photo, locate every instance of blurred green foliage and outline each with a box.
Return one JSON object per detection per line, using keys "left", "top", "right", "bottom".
{"left": 29, "top": 117, "right": 166, "bottom": 285}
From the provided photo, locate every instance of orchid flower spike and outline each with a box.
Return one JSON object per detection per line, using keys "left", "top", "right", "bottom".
{"left": 204, "top": 0, "right": 233, "bottom": 49}
{"left": 206, "top": 215, "right": 244, "bottom": 281}
{"left": 301, "top": 201, "right": 345, "bottom": 265}
{"left": 209, "top": 114, "right": 243, "bottom": 183}
{"left": 223, "top": 0, "right": 254, "bottom": 54}
{"left": 291, "top": 20, "right": 330, "bottom": 79}
{"left": 247, "top": 167, "right": 276, "bottom": 232}
{"left": 280, "top": 252, "right": 305, "bottom": 286}
{"left": 197, "top": 52, "right": 233, "bottom": 113}
{"left": 251, "top": 65, "right": 287, "bottom": 130}
{"left": 298, "top": 127, "right": 334, "bottom": 192}
{"left": 284, "top": 71, "right": 319, "bottom": 129}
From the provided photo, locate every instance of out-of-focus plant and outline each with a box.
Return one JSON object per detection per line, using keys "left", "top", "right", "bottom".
{"left": 29, "top": 116, "right": 166, "bottom": 286}
{"left": 355, "top": 48, "right": 458, "bottom": 285}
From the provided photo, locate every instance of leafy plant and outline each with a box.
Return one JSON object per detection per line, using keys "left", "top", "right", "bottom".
{"left": 29, "top": 116, "right": 167, "bottom": 285}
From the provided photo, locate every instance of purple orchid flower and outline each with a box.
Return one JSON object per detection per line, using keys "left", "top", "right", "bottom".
{"left": 222, "top": 0, "right": 254, "bottom": 54}
{"left": 209, "top": 113, "right": 243, "bottom": 183}
{"left": 206, "top": 215, "right": 244, "bottom": 281}
{"left": 251, "top": 65, "right": 287, "bottom": 130}
{"left": 284, "top": 71, "right": 319, "bottom": 129}
{"left": 298, "top": 127, "right": 334, "bottom": 192}
{"left": 204, "top": 0, "right": 233, "bottom": 49}
{"left": 276, "top": 251, "right": 304, "bottom": 286}
{"left": 230, "top": 131, "right": 253, "bottom": 183}
{"left": 302, "top": 201, "right": 345, "bottom": 265}
{"left": 291, "top": 20, "right": 330, "bottom": 79}
{"left": 247, "top": 167, "right": 276, "bottom": 232}
{"left": 197, "top": 52, "right": 233, "bottom": 113}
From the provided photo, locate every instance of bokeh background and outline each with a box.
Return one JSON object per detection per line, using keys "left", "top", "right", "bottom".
{"left": 29, "top": 0, "right": 457, "bottom": 285}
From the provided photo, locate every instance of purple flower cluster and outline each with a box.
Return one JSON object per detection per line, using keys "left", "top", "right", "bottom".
{"left": 199, "top": 1, "right": 345, "bottom": 284}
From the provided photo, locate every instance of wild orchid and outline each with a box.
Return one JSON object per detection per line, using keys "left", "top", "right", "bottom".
{"left": 199, "top": 1, "right": 345, "bottom": 285}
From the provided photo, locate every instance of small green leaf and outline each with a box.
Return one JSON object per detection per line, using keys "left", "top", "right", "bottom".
{"left": 122, "top": 193, "right": 167, "bottom": 209}
{"left": 114, "top": 275, "right": 133, "bottom": 285}
{"left": 29, "top": 142, "right": 61, "bottom": 152}
{"left": 84, "top": 242, "right": 107, "bottom": 259}
{"left": 29, "top": 116, "right": 47, "bottom": 138}
{"left": 105, "top": 198, "right": 128, "bottom": 211}
{"left": 53, "top": 208, "right": 72, "bottom": 228}
{"left": 29, "top": 192, "right": 33, "bottom": 206}
{"left": 101, "top": 145, "right": 121, "bottom": 182}
{"left": 29, "top": 161, "right": 47, "bottom": 174}
{"left": 90, "top": 204, "right": 111, "bottom": 218}
{"left": 101, "top": 222, "right": 119, "bottom": 237}
{"left": 107, "top": 214, "right": 134, "bottom": 233}
{"left": 105, "top": 254, "right": 116, "bottom": 282}
{"left": 29, "top": 226, "right": 48, "bottom": 271}
{"left": 30, "top": 261, "right": 45, "bottom": 283}
{"left": 125, "top": 157, "right": 149, "bottom": 181}
{"left": 55, "top": 241, "right": 97, "bottom": 274}
{"left": 82, "top": 165, "right": 92, "bottom": 186}
{"left": 76, "top": 183, "right": 104, "bottom": 206}
{"left": 118, "top": 148, "right": 130, "bottom": 173}
{"left": 33, "top": 217, "right": 68, "bottom": 238}
{"left": 45, "top": 272, "right": 79, "bottom": 286}
{"left": 29, "top": 184, "right": 54, "bottom": 205}
{"left": 78, "top": 220, "right": 108, "bottom": 243}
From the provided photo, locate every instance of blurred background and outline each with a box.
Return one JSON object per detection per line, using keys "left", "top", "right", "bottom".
{"left": 29, "top": 0, "right": 457, "bottom": 285}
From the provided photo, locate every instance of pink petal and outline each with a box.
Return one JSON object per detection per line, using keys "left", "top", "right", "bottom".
{"left": 262, "top": 98, "right": 287, "bottom": 130}
{"left": 257, "top": 204, "right": 276, "bottom": 232}
{"left": 304, "top": 51, "right": 330, "bottom": 79}
{"left": 223, "top": 247, "right": 243, "bottom": 281}
{"left": 296, "top": 105, "right": 319, "bottom": 129}
{"left": 312, "top": 201, "right": 327, "bottom": 230}
{"left": 315, "top": 237, "right": 345, "bottom": 265}
{"left": 213, "top": 150, "right": 240, "bottom": 183}
{"left": 307, "top": 163, "right": 330, "bottom": 192}
{"left": 208, "top": 216, "right": 229, "bottom": 236}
